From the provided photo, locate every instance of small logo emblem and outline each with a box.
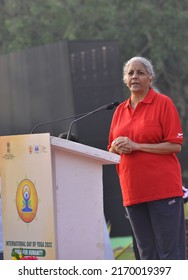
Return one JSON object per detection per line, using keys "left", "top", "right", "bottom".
{"left": 7, "top": 142, "right": 10, "bottom": 153}
{"left": 168, "top": 199, "right": 176, "bottom": 205}
{"left": 177, "top": 133, "right": 183, "bottom": 138}
{"left": 34, "top": 145, "right": 40, "bottom": 153}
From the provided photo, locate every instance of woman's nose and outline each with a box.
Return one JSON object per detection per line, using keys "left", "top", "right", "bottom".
{"left": 132, "top": 72, "right": 138, "bottom": 78}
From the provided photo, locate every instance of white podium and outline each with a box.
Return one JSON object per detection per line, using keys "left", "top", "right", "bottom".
{"left": 0, "top": 134, "right": 120, "bottom": 260}
{"left": 51, "top": 136, "right": 120, "bottom": 259}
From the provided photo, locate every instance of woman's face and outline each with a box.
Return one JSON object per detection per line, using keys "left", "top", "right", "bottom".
{"left": 124, "top": 61, "right": 152, "bottom": 95}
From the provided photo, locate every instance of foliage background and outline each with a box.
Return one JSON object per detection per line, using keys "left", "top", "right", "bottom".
{"left": 0, "top": 0, "right": 188, "bottom": 182}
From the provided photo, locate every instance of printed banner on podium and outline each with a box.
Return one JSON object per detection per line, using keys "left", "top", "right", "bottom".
{"left": 0, "top": 133, "right": 56, "bottom": 260}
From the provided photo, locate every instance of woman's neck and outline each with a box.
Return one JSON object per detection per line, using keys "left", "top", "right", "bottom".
{"left": 130, "top": 89, "right": 149, "bottom": 109}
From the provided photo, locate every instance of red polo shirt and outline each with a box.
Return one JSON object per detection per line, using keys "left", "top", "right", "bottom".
{"left": 108, "top": 88, "right": 183, "bottom": 206}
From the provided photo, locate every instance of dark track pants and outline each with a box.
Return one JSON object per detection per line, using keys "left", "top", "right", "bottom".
{"left": 125, "top": 197, "right": 186, "bottom": 260}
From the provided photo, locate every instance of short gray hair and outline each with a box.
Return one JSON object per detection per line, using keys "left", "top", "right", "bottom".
{"left": 123, "top": 56, "right": 155, "bottom": 80}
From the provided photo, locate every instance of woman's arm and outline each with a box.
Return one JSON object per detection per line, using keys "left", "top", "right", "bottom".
{"left": 134, "top": 141, "right": 181, "bottom": 154}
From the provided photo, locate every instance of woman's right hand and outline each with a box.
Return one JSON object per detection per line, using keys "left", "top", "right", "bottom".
{"left": 110, "top": 136, "right": 135, "bottom": 154}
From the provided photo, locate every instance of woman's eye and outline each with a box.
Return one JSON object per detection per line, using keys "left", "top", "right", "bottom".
{"left": 127, "top": 71, "right": 145, "bottom": 76}
{"left": 138, "top": 71, "right": 145, "bottom": 75}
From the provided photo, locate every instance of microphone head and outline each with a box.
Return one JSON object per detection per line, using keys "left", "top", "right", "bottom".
{"left": 105, "top": 101, "right": 120, "bottom": 110}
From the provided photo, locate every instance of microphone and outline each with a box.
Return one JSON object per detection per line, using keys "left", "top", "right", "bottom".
{"left": 30, "top": 113, "right": 87, "bottom": 134}
{"left": 31, "top": 101, "right": 119, "bottom": 134}
{"left": 66, "top": 101, "right": 119, "bottom": 140}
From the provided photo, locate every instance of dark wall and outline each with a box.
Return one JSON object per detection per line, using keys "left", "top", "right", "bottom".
{"left": 0, "top": 41, "right": 75, "bottom": 135}
{"left": 68, "top": 40, "right": 122, "bottom": 149}
{"left": 0, "top": 40, "right": 132, "bottom": 236}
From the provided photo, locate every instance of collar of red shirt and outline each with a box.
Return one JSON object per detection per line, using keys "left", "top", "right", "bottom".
{"left": 124, "top": 87, "right": 156, "bottom": 108}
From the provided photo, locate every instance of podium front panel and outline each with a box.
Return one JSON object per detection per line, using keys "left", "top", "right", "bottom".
{"left": 52, "top": 145, "right": 104, "bottom": 260}
{"left": 0, "top": 133, "right": 56, "bottom": 260}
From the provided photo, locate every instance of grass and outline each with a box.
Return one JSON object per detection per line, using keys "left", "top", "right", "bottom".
{"left": 110, "top": 236, "right": 136, "bottom": 260}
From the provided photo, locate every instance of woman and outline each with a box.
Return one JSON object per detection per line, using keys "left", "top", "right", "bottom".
{"left": 108, "top": 56, "right": 186, "bottom": 260}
